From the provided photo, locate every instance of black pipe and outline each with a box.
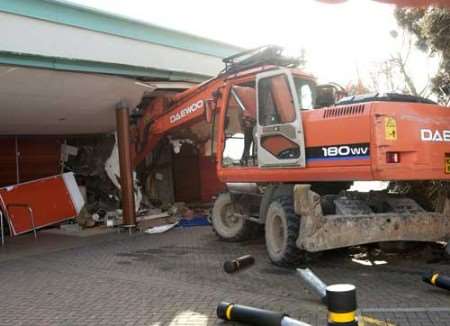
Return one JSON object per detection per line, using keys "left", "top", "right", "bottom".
{"left": 422, "top": 272, "right": 450, "bottom": 291}
{"left": 223, "top": 255, "right": 255, "bottom": 274}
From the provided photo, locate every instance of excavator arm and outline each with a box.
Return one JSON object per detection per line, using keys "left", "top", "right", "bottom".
{"left": 131, "top": 78, "right": 223, "bottom": 167}
{"left": 130, "top": 46, "right": 301, "bottom": 168}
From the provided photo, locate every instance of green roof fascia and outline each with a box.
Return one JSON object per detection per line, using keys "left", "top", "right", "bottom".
{"left": 0, "top": 0, "right": 243, "bottom": 58}
{"left": 0, "top": 51, "right": 211, "bottom": 82}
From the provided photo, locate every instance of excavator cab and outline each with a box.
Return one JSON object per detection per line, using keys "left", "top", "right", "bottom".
{"left": 256, "top": 69, "right": 311, "bottom": 168}
{"left": 221, "top": 69, "right": 315, "bottom": 168}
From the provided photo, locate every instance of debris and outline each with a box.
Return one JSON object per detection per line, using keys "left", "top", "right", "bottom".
{"left": 76, "top": 206, "right": 96, "bottom": 228}
{"left": 358, "top": 316, "right": 396, "bottom": 326}
{"left": 105, "top": 210, "right": 121, "bottom": 227}
{"left": 118, "top": 224, "right": 136, "bottom": 235}
{"left": 59, "top": 223, "right": 82, "bottom": 233}
{"left": 177, "top": 215, "right": 209, "bottom": 227}
{"left": 422, "top": 271, "right": 450, "bottom": 291}
{"left": 296, "top": 268, "right": 327, "bottom": 303}
{"left": 169, "top": 138, "right": 194, "bottom": 154}
{"left": 167, "top": 202, "right": 188, "bottom": 216}
{"left": 216, "top": 302, "right": 310, "bottom": 326}
{"left": 224, "top": 255, "right": 255, "bottom": 274}
{"left": 65, "top": 135, "right": 122, "bottom": 223}
{"left": 60, "top": 143, "right": 79, "bottom": 164}
{"left": 105, "top": 134, "right": 143, "bottom": 212}
{"left": 0, "top": 172, "right": 84, "bottom": 236}
{"left": 144, "top": 222, "right": 178, "bottom": 234}
{"left": 136, "top": 211, "right": 176, "bottom": 231}
{"left": 137, "top": 212, "right": 170, "bottom": 221}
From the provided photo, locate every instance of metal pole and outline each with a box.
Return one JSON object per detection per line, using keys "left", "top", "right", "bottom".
{"left": 7, "top": 204, "right": 38, "bottom": 240}
{"left": 115, "top": 102, "right": 136, "bottom": 226}
{"left": 297, "top": 268, "right": 327, "bottom": 303}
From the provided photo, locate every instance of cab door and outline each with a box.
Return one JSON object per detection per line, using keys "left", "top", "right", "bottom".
{"left": 256, "top": 69, "right": 306, "bottom": 167}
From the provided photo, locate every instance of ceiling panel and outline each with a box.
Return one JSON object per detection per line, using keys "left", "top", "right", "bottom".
{"left": 0, "top": 65, "right": 151, "bottom": 134}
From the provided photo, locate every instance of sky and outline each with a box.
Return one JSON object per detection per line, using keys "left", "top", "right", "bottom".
{"left": 68, "top": 0, "right": 437, "bottom": 92}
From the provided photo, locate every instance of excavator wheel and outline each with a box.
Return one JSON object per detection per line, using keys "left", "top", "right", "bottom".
{"left": 265, "top": 196, "right": 304, "bottom": 266}
{"left": 212, "top": 193, "right": 258, "bottom": 242}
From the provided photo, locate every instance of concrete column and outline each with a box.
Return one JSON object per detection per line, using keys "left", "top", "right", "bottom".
{"left": 116, "top": 103, "right": 136, "bottom": 225}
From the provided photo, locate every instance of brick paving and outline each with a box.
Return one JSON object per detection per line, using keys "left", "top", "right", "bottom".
{"left": 0, "top": 226, "right": 449, "bottom": 325}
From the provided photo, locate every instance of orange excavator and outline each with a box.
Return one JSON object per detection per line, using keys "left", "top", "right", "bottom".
{"left": 131, "top": 46, "right": 450, "bottom": 265}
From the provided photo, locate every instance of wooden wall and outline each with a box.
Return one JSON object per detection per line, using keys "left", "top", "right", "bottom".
{"left": 0, "top": 136, "right": 61, "bottom": 187}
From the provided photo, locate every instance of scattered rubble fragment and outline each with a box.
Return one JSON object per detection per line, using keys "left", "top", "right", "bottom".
{"left": 104, "top": 134, "right": 143, "bottom": 211}
{"left": 144, "top": 222, "right": 178, "bottom": 234}
{"left": 62, "top": 134, "right": 213, "bottom": 231}
{"left": 136, "top": 211, "right": 175, "bottom": 231}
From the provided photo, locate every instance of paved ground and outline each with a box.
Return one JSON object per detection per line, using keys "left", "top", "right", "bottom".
{"left": 0, "top": 226, "right": 449, "bottom": 326}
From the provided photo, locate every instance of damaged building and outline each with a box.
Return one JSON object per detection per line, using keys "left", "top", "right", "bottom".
{"left": 0, "top": 0, "right": 240, "bottom": 238}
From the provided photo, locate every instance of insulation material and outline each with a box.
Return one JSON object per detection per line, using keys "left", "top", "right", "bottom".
{"left": 0, "top": 172, "right": 84, "bottom": 236}
{"left": 105, "top": 134, "right": 143, "bottom": 211}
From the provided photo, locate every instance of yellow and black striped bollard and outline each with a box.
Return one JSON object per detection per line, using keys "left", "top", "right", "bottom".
{"left": 422, "top": 271, "right": 450, "bottom": 291}
{"left": 326, "top": 284, "right": 357, "bottom": 326}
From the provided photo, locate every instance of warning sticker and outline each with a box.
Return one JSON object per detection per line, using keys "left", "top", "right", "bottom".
{"left": 385, "top": 117, "right": 397, "bottom": 140}
{"left": 445, "top": 158, "right": 450, "bottom": 174}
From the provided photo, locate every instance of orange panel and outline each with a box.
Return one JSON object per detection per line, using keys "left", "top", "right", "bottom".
{"left": 233, "top": 86, "right": 256, "bottom": 120}
{"left": 261, "top": 135, "right": 298, "bottom": 157}
{"left": 199, "top": 156, "right": 225, "bottom": 202}
{"left": 271, "top": 75, "right": 296, "bottom": 123}
{"left": 0, "top": 174, "right": 81, "bottom": 235}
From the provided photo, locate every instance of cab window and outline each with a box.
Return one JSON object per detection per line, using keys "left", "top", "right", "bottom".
{"left": 294, "top": 78, "right": 316, "bottom": 110}
{"left": 258, "top": 75, "right": 296, "bottom": 126}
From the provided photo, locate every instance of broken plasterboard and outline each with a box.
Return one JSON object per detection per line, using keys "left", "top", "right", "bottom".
{"left": 144, "top": 222, "right": 178, "bottom": 234}
{"left": 104, "top": 133, "right": 143, "bottom": 211}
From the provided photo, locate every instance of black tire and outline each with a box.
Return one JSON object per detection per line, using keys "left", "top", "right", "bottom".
{"left": 264, "top": 196, "right": 303, "bottom": 266}
{"left": 212, "top": 193, "right": 258, "bottom": 242}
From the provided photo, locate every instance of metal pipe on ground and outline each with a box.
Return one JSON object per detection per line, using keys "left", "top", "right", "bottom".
{"left": 224, "top": 255, "right": 255, "bottom": 274}
{"left": 297, "top": 268, "right": 328, "bottom": 304}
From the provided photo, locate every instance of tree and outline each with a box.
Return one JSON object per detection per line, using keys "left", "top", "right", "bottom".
{"left": 395, "top": 7, "right": 450, "bottom": 105}
{"left": 364, "top": 27, "right": 434, "bottom": 97}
